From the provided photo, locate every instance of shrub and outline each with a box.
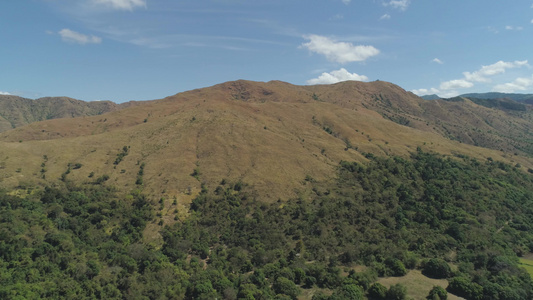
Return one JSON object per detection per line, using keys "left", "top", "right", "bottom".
{"left": 273, "top": 277, "right": 300, "bottom": 299}
{"left": 427, "top": 286, "right": 447, "bottom": 300}
{"left": 422, "top": 258, "right": 452, "bottom": 279}
{"left": 387, "top": 284, "right": 407, "bottom": 300}
{"left": 367, "top": 282, "right": 387, "bottom": 299}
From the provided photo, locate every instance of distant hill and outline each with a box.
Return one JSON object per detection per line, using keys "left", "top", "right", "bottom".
{"left": 0, "top": 80, "right": 532, "bottom": 201}
{"left": 0, "top": 95, "right": 138, "bottom": 132}
{"left": 460, "top": 92, "right": 533, "bottom": 104}
{"left": 420, "top": 94, "right": 441, "bottom": 100}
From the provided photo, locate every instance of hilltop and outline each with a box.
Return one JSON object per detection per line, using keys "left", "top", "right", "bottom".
{"left": 0, "top": 80, "right": 532, "bottom": 202}
{"left": 0, "top": 95, "right": 141, "bottom": 132}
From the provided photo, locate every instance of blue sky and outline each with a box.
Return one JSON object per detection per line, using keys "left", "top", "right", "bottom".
{"left": 1, "top": 0, "right": 533, "bottom": 102}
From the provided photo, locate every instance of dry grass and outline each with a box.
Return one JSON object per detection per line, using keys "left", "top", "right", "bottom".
{"left": 378, "top": 270, "right": 464, "bottom": 300}
{"left": 0, "top": 80, "right": 531, "bottom": 203}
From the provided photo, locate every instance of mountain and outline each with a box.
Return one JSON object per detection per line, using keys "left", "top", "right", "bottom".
{"left": 2, "top": 80, "right": 533, "bottom": 299}
{"left": 0, "top": 80, "right": 531, "bottom": 202}
{"left": 0, "top": 95, "right": 139, "bottom": 132}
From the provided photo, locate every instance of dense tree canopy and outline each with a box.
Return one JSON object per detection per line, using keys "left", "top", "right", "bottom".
{"left": 1, "top": 150, "right": 533, "bottom": 299}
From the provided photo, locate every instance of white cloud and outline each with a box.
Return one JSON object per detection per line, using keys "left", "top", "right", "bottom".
{"left": 463, "top": 60, "right": 528, "bottom": 83}
{"left": 493, "top": 75, "right": 533, "bottom": 93}
{"left": 415, "top": 59, "right": 530, "bottom": 97}
{"left": 341, "top": 0, "right": 351, "bottom": 4}
{"left": 379, "top": 14, "right": 391, "bottom": 20}
{"left": 440, "top": 79, "right": 474, "bottom": 90}
{"left": 384, "top": 0, "right": 410, "bottom": 11}
{"left": 301, "top": 35, "right": 379, "bottom": 64}
{"left": 92, "top": 0, "right": 146, "bottom": 11}
{"left": 307, "top": 68, "right": 369, "bottom": 85}
{"left": 0, "top": 91, "right": 11, "bottom": 95}
{"left": 432, "top": 58, "right": 443, "bottom": 64}
{"left": 59, "top": 29, "right": 102, "bottom": 44}
{"left": 505, "top": 25, "right": 523, "bottom": 31}
{"left": 411, "top": 88, "right": 440, "bottom": 96}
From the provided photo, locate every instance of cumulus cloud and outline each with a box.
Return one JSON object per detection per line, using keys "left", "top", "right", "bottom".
{"left": 0, "top": 91, "right": 11, "bottom": 95}
{"left": 411, "top": 88, "right": 440, "bottom": 96}
{"left": 301, "top": 35, "right": 379, "bottom": 64}
{"left": 415, "top": 59, "right": 530, "bottom": 97}
{"left": 440, "top": 79, "right": 474, "bottom": 90}
{"left": 463, "top": 60, "right": 528, "bottom": 83}
{"left": 307, "top": 68, "right": 369, "bottom": 85}
{"left": 493, "top": 75, "right": 533, "bottom": 93}
{"left": 384, "top": 0, "right": 410, "bottom": 11}
{"left": 92, "top": 0, "right": 146, "bottom": 10}
{"left": 379, "top": 14, "right": 391, "bottom": 20}
{"left": 59, "top": 29, "right": 102, "bottom": 44}
{"left": 432, "top": 58, "right": 443, "bottom": 64}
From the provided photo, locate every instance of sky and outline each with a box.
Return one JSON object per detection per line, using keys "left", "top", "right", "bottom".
{"left": 1, "top": 0, "right": 533, "bottom": 102}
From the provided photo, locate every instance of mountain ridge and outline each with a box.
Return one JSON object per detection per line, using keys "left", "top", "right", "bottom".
{"left": 0, "top": 94, "right": 142, "bottom": 132}
{"left": 0, "top": 79, "right": 532, "bottom": 201}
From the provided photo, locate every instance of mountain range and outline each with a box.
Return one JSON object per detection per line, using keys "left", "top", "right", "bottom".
{"left": 421, "top": 92, "right": 533, "bottom": 104}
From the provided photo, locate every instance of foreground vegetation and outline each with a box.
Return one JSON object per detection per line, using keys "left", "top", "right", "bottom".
{"left": 1, "top": 150, "right": 533, "bottom": 299}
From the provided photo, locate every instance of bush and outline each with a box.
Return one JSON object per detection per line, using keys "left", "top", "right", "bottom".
{"left": 427, "top": 286, "right": 447, "bottom": 300}
{"left": 367, "top": 282, "right": 387, "bottom": 299}
{"left": 385, "top": 258, "right": 407, "bottom": 277}
{"left": 447, "top": 277, "right": 482, "bottom": 300}
{"left": 387, "top": 284, "right": 407, "bottom": 300}
{"left": 422, "top": 258, "right": 452, "bottom": 279}
{"left": 273, "top": 277, "right": 300, "bottom": 299}
{"left": 331, "top": 284, "right": 364, "bottom": 300}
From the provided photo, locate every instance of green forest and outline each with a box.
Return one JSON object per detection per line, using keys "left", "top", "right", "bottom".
{"left": 1, "top": 150, "right": 533, "bottom": 299}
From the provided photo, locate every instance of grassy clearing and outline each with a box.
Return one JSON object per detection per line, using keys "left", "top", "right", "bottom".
{"left": 378, "top": 270, "right": 464, "bottom": 300}
{"left": 519, "top": 257, "right": 533, "bottom": 279}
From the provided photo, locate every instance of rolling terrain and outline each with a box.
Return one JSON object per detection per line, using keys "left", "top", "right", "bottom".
{"left": 0, "top": 94, "right": 140, "bottom": 132}
{"left": 0, "top": 80, "right": 532, "bottom": 202}
{"left": 2, "top": 79, "right": 533, "bottom": 299}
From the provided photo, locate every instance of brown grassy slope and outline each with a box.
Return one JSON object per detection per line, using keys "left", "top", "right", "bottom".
{"left": 420, "top": 98, "right": 533, "bottom": 154}
{"left": 0, "top": 80, "right": 531, "bottom": 203}
{"left": 294, "top": 81, "right": 533, "bottom": 156}
{"left": 0, "top": 94, "right": 142, "bottom": 133}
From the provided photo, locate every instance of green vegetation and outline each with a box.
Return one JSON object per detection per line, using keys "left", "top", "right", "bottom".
{"left": 114, "top": 146, "right": 130, "bottom": 165}
{"left": 1, "top": 151, "right": 533, "bottom": 299}
{"left": 519, "top": 258, "right": 533, "bottom": 278}
{"left": 427, "top": 286, "right": 447, "bottom": 300}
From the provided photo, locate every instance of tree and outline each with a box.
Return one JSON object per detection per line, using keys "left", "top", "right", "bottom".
{"left": 427, "top": 286, "right": 447, "bottom": 300}
{"left": 447, "top": 277, "right": 483, "bottom": 300}
{"left": 273, "top": 277, "right": 300, "bottom": 299}
{"left": 385, "top": 258, "right": 407, "bottom": 276}
{"left": 422, "top": 258, "right": 452, "bottom": 279}
{"left": 368, "top": 282, "right": 387, "bottom": 299}
{"left": 387, "top": 284, "right": 407, "bottom": 300}
{"left": 331, "top": 284, "right": 364, "bottom": 300}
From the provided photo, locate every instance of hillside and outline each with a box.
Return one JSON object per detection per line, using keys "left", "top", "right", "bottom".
{"left": 0, "top": 80, "right": 532, "bottom": 202}
{"left": 0, "top": 95, "right": 140, "bottom": 132}
{"left": 1, "top": 79, "right": 533, "bottom": 299}
{"left": 460, "top": 92, "right": 533, "bottom": 104}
